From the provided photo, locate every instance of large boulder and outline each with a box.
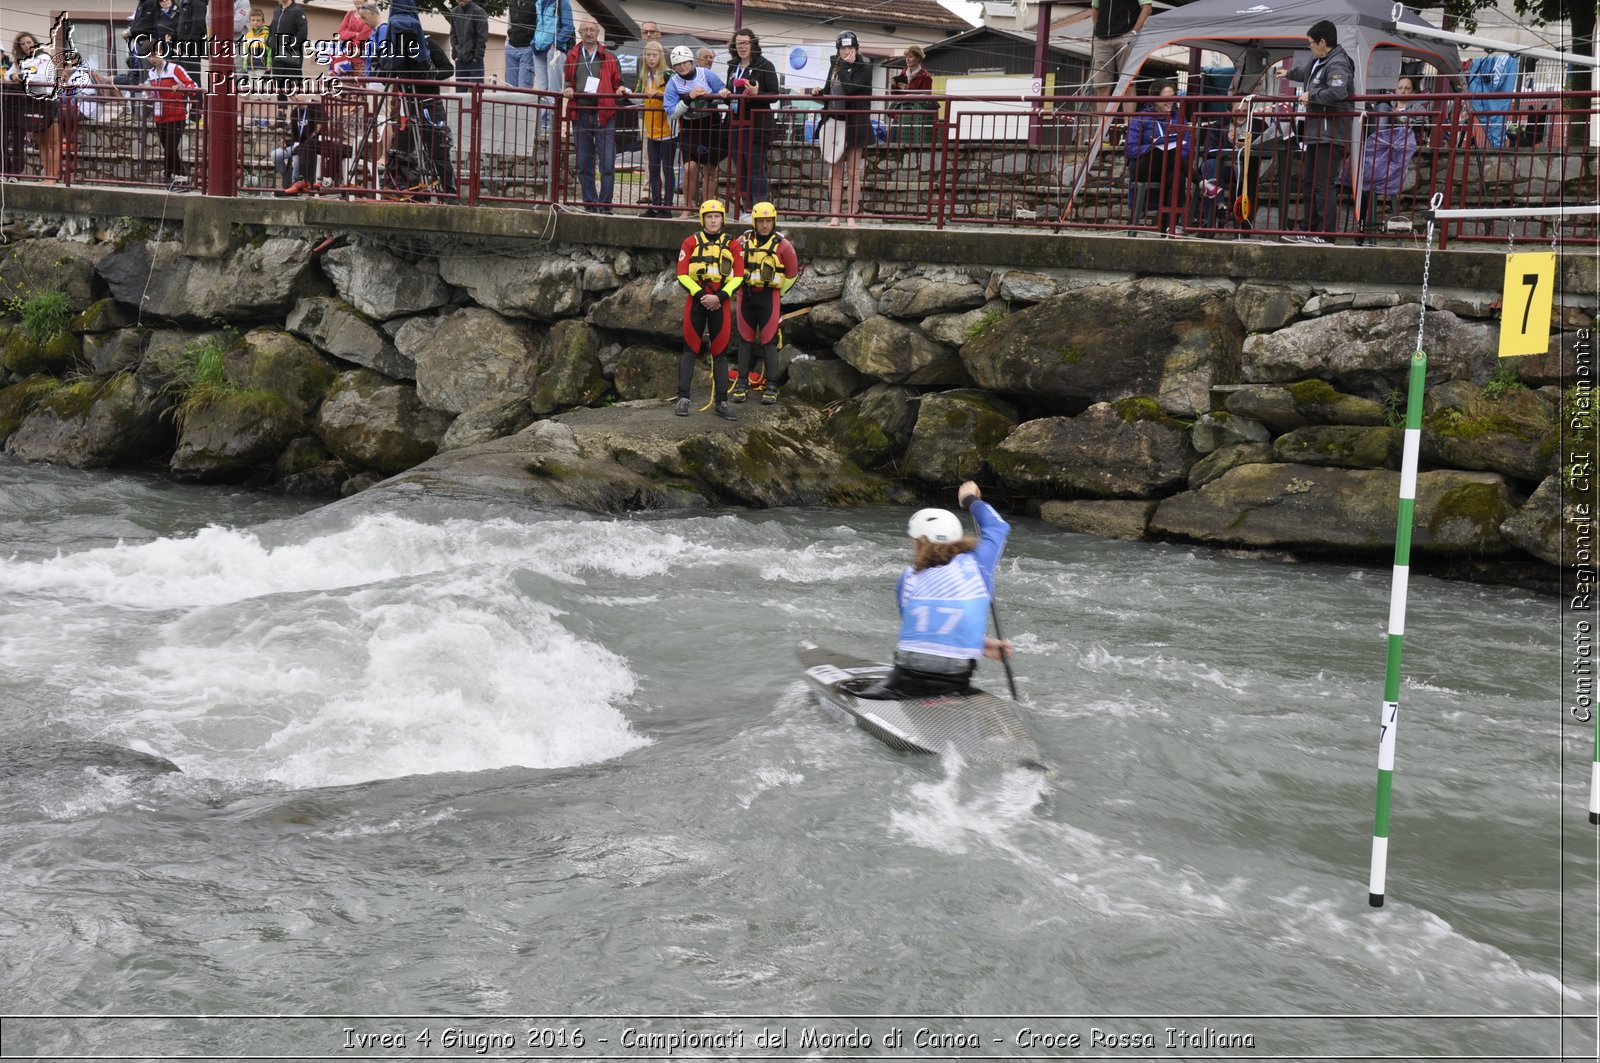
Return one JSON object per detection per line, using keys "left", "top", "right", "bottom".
{"left": 921, "top": 304, "right": 1003, "bottom": 348}
{"left": 532, "top": 320, "right": 609, "bottom": 414}
{"left": 226, "top": 329, "right": 340, "bottom": 418}
{"left": 438, "top": 253, "right": 584, "bottom": 320}
{"left": 98, "top": 238, "right": 319, "bottom": 322}
{"left": 1499, "top": 474, "right": 1571, "bottom": 566}
{"left": 824, "top": 384, "right": 918, "bottom": 468}
{"left": 1421, "top": 379, "right": 1557, "bottom": 483}
{"left": 286, "top": 296, "right": 414, "bottom": 380}
{"left": 0, "top": 375, "right": 62, "bottom": 443}
{"left": 786, "top": 354, "right": 866, "bottom": 405}
{"left": 586, "top": 272, "right": 686, "bottom": 340}
{"left": 2, "top": 327, "right": 82, "bottom": 376}
{"left": 315, "top": 369, "right": 452, "bottom": 476}
{"left": 1037, "top": 499, "right": 1157, "bottom": 540}
{"left": 0, "top": 238, "right": 107, "bottom": 308}
{"left": 436, "top": 397, "right": 534, "bottom": 452}
{"left": 405, "top": 308, "right": 541, "bottom": 415}
{"left": 876, "top": 271, "right": 987, "bottom": 319}
{"left": 83, "top": 328, "right": 149, "bottom": 376}
{"left": 1150, "top": 465, "right": 1520, "bottom": 554}
{"left": 989, "top": 400, "right": 1198, "bottom": 498}
{"left": 836, "top": 316, "right": 967, "bottom": 386}
{"left": 613, "top": 344, "right": 679, "bottom": 401}
{"left": 322, "top": 243, "right": 450, "bottom": 319}
{"left": 1273, "top": 425, "right": 1403, "bottom": 469}
{"left": 784, "top": 260, "right": 847, "bottom": 306}
{"left": 1235, "top": 282, "right": 1312, "bottom": 333}
{"left": 4, "top": 373, "right": 172, "bottom": 467}
{"left": 1188, "top": 441, "right": 1276, "bottom": 488}
{"left": 960, "top": 278, "right": 1243, "bottom": 416}
{"left": 169, "top": 391, "right": 304, "bottom": 483}
{"left": 1242, "top": 305, "right": 1496, "bottom": 398}
{"left": 1191, "top": 411, "right": 1271, "bottom": 454}
{"left": 902, "top": 390, "right": 1019, "bottom": 485}
{"left": 1223, "top": 380, "right": 1388, "bottom": 433}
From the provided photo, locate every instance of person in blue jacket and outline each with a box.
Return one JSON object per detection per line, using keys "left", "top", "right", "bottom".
{"left": 859, "top": 480, "right": 1013, "bottom": 699}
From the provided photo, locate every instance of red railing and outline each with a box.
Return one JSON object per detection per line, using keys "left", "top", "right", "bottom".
{"left": 23, "top": 80, "right": 1600, "bottom": 245}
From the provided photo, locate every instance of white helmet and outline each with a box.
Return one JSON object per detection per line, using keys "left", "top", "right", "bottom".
{"left": 908, "top": 508, "right": 964, "bottom": 543}
{"left": 669, "top": 45, "right": 695, "bottom": 65}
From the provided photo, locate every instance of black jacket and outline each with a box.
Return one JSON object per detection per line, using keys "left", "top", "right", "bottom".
{"left": 724, "top": 53, "right": 780, "bottom": 120}
{"left": 268, "top": 1, "right": 307, "bottom": 66}
{"left": 1286, "top": 44, "right": 1354, "bottom": 145}
{"left": 448, "top": 0, "right": 487, "bottom": 63}
{"left": 504, "top": 0, "right": 535, "bottom": 48}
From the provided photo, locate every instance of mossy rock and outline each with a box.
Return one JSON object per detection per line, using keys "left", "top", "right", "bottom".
{"left": 824, "top": 384, "right": 917, "bottom": 469}
{"left": 1421, "top": 379, "right": 1556, "bottom": 482}
{"left": 4, "top": 371, "right": 172, "bottom": 468}
{"left": 1273, "top": 425, "right": 1402, "bottom": 469}
{"left": 70, "top": 298, "right": 136, "bottom": 334}
{"left": 2, "top": 328, "right": 82, "bottom": 376}
{"left": 902, "top": 389, "right": 1019, "bottom": 484}
{"left": 226, "top": 329, "right": 341, "bottom": 418}
{"left": 275, "top": 435, "right": 337, "bottom": 477}
{"left": 0, "top": 375, "right": 61, "bottom": 441}
{"left": 170, "top": 389, "right": 305, "bottom": 483}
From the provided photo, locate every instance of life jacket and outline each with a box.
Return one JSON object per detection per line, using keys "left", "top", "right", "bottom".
{"left": 685, "top": 231, "right": 736, "bottom": 290}
{"left": 741, "top": 229, "right": 787, "bottom": 289}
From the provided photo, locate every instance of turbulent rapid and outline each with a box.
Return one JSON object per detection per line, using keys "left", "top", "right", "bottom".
{"left": 0, "top": 457, "right": 1587, "bottom": 1061}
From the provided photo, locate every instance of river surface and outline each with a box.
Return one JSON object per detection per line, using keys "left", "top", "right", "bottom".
{"left": 0, "top": 456, "right": 1592, "bottom": 1062}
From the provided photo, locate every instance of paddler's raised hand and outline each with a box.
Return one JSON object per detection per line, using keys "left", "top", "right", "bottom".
{"left": 957, "top": 480, "right": 980, "bottom": 510}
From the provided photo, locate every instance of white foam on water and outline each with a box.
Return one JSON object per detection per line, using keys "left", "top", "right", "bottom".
{"left": 3, "top": 513, "right": 680, "bottom": 788}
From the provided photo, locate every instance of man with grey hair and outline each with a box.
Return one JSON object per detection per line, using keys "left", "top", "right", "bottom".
{"left": 640, "top": 20, "right": 661, "bottom": 41}
{"left": 563, "top": 16, "right": 625, "bottom": 209}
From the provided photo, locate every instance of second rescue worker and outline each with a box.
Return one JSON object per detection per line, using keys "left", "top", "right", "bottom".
{"left": 675, "top": 199, "right": 744, "bottom": 421}
{"left": 731, "top": 201, "right": 800, "bottom": 405}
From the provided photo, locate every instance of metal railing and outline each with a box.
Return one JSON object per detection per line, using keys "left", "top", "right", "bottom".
{"left": 20, "top": 80, "right": 1600, "bottom": 246}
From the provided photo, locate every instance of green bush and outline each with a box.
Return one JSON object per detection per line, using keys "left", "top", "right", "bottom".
{"left": 7, "top": 291, "right": 75, "bottom": 344}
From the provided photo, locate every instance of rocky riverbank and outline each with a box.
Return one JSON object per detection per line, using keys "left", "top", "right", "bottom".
{"left": 0, "top": 214, "right": 1589, "bottom": 590}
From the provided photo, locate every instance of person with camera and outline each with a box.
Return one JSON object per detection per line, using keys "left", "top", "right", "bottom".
{"left": 665, "top": 44, "right": 725, "bottom": 214}
{"left": 719, "top": 28, "right": 777, "bottom": 222}
{"left": 889, "top": 44, "right": 934, "bottom": 145}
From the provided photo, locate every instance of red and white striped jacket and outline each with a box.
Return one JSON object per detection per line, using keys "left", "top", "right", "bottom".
{"left": 146, "top": 60, "right": 197, "bottom": 124}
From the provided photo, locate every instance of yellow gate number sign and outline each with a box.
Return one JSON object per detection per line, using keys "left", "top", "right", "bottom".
{"left": 1498, "top": 251, "right": 1556, "bottom": 358}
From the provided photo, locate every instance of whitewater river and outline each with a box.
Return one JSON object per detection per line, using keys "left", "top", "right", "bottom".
{"left": 0, "top": 456, "right": 1591, "bottom": 1062}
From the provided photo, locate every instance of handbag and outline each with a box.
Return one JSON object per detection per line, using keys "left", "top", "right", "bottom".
{"left": 817, "top": 116, "right": 845, "bottom": 164}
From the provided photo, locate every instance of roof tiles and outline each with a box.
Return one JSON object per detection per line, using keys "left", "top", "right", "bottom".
{"left": 681, "top": 0, "right": 967, "bottom": 31}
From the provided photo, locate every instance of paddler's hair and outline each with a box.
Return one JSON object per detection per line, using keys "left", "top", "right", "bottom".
{"left": 910, "top": 536, "right": 977, "bottom": 572}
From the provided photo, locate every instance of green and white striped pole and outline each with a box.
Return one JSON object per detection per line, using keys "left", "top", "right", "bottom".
{"left": 1368, "top": 347, "right": 1427, "bottom": 908}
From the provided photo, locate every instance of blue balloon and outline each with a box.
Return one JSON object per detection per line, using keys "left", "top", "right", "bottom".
{"left": 788, "top": 47, "right": 808, "bottom": 71}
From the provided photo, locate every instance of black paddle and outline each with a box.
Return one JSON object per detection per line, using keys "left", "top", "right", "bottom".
{"left": 961, "top": 492, "right": 1020, "bottom": 701}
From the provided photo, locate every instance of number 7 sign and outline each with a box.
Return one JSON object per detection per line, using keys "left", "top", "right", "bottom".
{"left": 1498, "top": 251, "right": 1556, "bottom": 358}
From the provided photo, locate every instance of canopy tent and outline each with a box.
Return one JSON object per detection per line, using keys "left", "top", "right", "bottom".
{"left": 1064, "top": 0, "right": 1464, "bottom": 218}
{"left": 1112, "top": 0, "right": 1463, "bottom": 100}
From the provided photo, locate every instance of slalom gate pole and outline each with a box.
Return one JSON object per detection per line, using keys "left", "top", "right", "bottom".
{"left": 1369, "top": 203, "right": 1438, "bottom": 908}
{"left": 1368, "top": 348, "right": 1425, "bottom": 908}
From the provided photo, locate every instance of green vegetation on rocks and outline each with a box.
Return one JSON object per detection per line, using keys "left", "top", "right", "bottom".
{"left": 0, "top": 375, "right": 61, "bottom": 439}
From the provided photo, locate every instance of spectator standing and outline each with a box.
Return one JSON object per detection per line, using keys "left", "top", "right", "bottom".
{"left": 336, "top": 0, "right": 373, "bottom": 58}
{"left": 696, "top": 48, "right": 714, "bottom": 70}
{"left": 240, "top": 8, "right": 271, "bottom": 84}
{"left": 505, "top": 0, "right": 570, "bottom": 99}
{"left": 562, "top": 17, "right": 624, "bottom": 211}
{"left": 1058, "top": 0, "right": 1152, "bottom": 111}
{"left": 448, "top": 0, "right": 487, "bottom": 86}
{"left": 808, "top": 31, "right": 871, "bottom": 227}
{"left": 889, "top": 44, "right": 934, "bottom": 144}
{"left": 146, "top": 41, "right": 197, "bottom": 188}
{"left": 1282, "top": 18, "right": 1352, "bottom": 242}
{"left": 123, "top": 0, "right": 159, "bottom": 80}
{"left": 152, "top": 0, "right": 181, "bottom": 55}
{"left": 6, "top": 31, "right": 60, "bottom": 183}
{"left": 173, "top": 0, "right": 208, "bottom": 65}
{"left": 721, "top": 28, "right": 778, "bottom": 221}
{"left": 665, "top": 44, "right": 726, "bottom": 213}
{"left": 1124, "top": 80, "right": 1189, "bottom": 233}
{"left": 268, "top": 0, "right": 308, "bottom": 93}
{"left": 636, "top": 40, "right": 675, "bottom": 217}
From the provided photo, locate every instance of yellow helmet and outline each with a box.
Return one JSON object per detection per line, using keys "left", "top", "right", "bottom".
{"left": 699, "top": 199, "right": 726, "bottom": 221}
{"left": 751, "top": 202, "right": 777, "bottom": 221}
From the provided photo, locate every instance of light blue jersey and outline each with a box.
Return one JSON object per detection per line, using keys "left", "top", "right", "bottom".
{"left": 894, "top": 500, "right": 1009, "bottom": 661}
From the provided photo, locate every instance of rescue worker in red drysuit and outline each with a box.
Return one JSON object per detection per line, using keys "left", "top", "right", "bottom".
{"left": 675, "top": 198, "right": 744, "bottom": 420}
{"left": 729, "top": 200, "right": 801, "bottom": 405}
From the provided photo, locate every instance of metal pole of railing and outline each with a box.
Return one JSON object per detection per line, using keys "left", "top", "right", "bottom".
{"left": 204, "top": 0, "right": 237, "bottom": 196}
{"left": 547, "top": 93, "right": 563, "bottom": 207}
{"left": 466, "top": 84, "right": 482, "bottom": 206}
{"left": 933, "top": 107, "right": 950, "bottom": 229}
